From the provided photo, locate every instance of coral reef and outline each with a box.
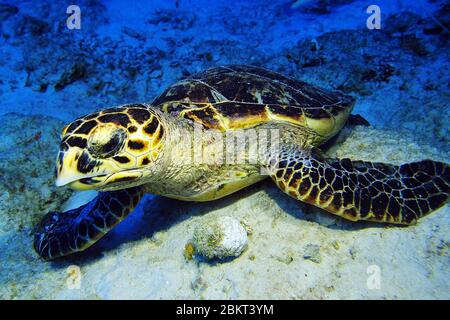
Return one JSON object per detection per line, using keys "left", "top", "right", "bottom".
{"left": 291, "top": 0, "right": 354, "bottom": 14}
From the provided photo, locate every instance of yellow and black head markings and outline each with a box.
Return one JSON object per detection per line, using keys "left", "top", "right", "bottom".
{"left": 55, "top": 104, "right": 165, "bottom": 191}
{"left": 34, "top": 65, "right": 449, "bottom": 260}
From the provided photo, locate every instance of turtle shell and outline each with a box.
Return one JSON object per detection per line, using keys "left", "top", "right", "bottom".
{"left": 152, "top": 65, "right": 355, "bottom": 138}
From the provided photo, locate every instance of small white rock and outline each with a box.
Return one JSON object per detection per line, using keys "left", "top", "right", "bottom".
{"left": 192, "top": 216, "right": 248, "bottom": 260}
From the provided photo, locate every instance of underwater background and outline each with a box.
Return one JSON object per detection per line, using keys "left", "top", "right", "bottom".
{"left": 0, "top": 0, "right": 448, "bottom": 299}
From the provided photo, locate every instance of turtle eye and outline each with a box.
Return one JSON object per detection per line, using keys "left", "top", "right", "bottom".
{"left": 87, "top": 124, "right": 127, "bottom": 159}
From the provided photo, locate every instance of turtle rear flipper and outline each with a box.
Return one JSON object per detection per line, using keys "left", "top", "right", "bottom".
{"left": 269, "top": 147, "right": 449, "bottom": 224}
{"left": 34, "top": 187, "right": 144, "bottom": 260}
{"left": 346, "top": 114, "right": 370, "bottom": 127}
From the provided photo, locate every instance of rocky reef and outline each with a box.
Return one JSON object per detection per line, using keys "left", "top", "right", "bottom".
{"left": 0, "top": 113, "right": 73, "bottom": 234}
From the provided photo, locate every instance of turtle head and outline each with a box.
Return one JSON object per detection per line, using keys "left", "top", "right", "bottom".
{"left": 56, "top": 104, "right": 165, "bottom": 191}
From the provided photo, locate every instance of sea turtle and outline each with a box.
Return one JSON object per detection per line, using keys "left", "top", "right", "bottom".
{"left": 34, "top": 65, "right": 449, "bottom": 260}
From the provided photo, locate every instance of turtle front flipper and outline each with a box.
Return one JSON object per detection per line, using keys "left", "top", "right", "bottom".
{"left": 268, "top": 147, "right": 449, "bottom": 225}
{"left": 34, "top": 186, "right": 144, "bottom": 260}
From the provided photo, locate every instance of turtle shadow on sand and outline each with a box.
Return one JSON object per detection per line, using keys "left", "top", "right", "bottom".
{"left": 48, "top": 186, "right": 261, "bottom": 267}
{"left": 47, "top": 187, "right": 260, "bottom": 267}
{"left": 47, "top": 178, "right": 395, "bottom": 268}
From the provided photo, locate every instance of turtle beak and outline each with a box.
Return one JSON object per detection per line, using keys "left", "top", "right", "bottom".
{"left": 56, "top": 173, "right": 84, "bottom": 187}
{"left": 56, "top": 150, "right": 79, "bottom": 187}
{"left": 55, "top": 150, "right": 108, "bottom": 190}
